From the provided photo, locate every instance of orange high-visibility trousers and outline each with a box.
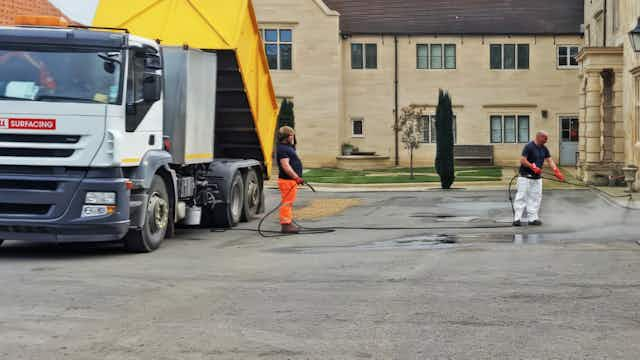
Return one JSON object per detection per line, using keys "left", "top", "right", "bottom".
{"left": 278, "top": 179, "right": 298, "bottom": 225}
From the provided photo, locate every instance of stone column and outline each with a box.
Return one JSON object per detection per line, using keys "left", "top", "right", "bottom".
{"left": 578, "top": 76, "right": 587, "bottom": 167}
{"left": 584, "top": 70, "right": 602, "bottom": 165}
{"left": 613, "top": 71, "right": 625, "bottom": 165}
{"left": 601, "top": 69, "right": 615, "bottom": 163}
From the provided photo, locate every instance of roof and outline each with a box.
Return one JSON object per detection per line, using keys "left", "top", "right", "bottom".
{"left": 0, "top": 0, "right": 79, "bottom": 26}
{"left": 322, "top": 0, "right": 584, "bottom": 35}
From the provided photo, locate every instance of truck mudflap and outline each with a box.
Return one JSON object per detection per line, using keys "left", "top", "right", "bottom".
{"left": 0, "top": 166, "right": 131, "bottom": 242}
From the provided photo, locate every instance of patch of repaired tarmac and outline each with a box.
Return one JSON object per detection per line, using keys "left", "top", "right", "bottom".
{"left": 295, "top": 198, "right": 362, "bottom": 220}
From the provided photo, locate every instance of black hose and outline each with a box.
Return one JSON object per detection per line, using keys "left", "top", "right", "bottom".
{"left": 223, "top": 169, "right": 632, "bottom": 238}
{"left": 224, "top": 182, "right": 511, "bottom": 238}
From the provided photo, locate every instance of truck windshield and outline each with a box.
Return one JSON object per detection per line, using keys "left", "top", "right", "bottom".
{"left": 0, "top": 48, "right": 123, "bottom": 104}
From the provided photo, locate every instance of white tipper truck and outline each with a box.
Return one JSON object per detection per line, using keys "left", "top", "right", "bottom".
{"left": 0, "top": 3, "right": 279, "bottom": 252}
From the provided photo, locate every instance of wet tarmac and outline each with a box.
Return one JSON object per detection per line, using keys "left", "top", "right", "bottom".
{"left": 0, "top": 189, "right": 639, "bottom": 359}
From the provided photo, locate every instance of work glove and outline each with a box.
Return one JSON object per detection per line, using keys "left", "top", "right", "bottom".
{"left": 530, "top": 163, "right": 542, "bottom": 175}
{"left": 554, "top": 168, "right": 565, "bottom": 182}
{"left": 295, "top": 177, "right": 305, "bottom": 185}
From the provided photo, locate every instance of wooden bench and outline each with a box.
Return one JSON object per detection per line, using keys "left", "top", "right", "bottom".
{"left": 453, "top": 145, "right": 494, "bottom": 166}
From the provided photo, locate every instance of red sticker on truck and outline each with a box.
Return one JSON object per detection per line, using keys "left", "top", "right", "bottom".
{"left": 0, "top": 118, "right": 56, "bottom": 130}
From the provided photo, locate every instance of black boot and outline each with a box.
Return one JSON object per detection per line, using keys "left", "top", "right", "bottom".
{"left": 512, "top": 220, "right": 522, "bottom": 227}
{"left": 281, "top": 223, "right": 300, "bottom": 234}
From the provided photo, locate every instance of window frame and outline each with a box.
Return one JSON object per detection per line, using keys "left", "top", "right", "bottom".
{"left": 260, "top": 27, "right": 293, "bottom": 71}
{"left": 557, "top": 45, "right": 580, "bottom": 69}
{"left": 351, "top": 42, "right": 377, "bottom": 70}
{"left": 416, "top": 44, "right": 456, "bottom": 70}
{"left": 490, "top": 115, "right": 530, "bottom": 143}
{"left": 351, "top": 118, "right": 365, "bottom": 138}
{"left": 490, "top": 44, "right": 530, "bottom": 70}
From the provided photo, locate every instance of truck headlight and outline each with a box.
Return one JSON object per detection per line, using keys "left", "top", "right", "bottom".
{"left": 81, "top": 205, "right": 116, "bottom": 218}
{"left": 85, "top": 192, "right": 116, "bottom": 205}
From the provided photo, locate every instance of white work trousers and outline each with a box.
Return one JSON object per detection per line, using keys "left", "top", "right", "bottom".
{"left": 513, "top": 177, "right": 543, "bottom": 222}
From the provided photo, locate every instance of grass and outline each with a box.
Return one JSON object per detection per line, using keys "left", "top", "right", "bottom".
{"left": 303, "top": 166, "right": 503, "bottom": 184}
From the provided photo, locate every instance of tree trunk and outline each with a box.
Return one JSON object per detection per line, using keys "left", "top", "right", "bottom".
{"left": 410, "top": 147, "right": 414, "bottom": 179}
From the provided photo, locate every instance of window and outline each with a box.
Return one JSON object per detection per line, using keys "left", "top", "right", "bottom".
{"left": 417, "top": 44, "right": 429, "bottom": 69}
{"left": 352, "top": 118, "right": 364, "bottom": 137}
{"left": 490, "top": 115, "right": 530, "bottom": 143}
{"left": 444, "top": 44, "right": 456, "bottom": 69}
{"left": 351, "top": 44, "right": 363, "bottom": 69}
{"left": 490, "top": 44, "right": 529, "bottom": 70}
{"left": 420, "top": 115, "right": 457, "bottom": 143}
{"left": 430, "top": 44, "right": 442, "bottom": 69}
{"left": 351, "top": 43, "right": 377, "bottom": 69}
{"left": 504, "top": 44, "right": 516, "bottom": 69}
{"left": 365, "top": 44, "right": 377, "bottom": 69}
{"left": 504, "top": 116, "right": 516, "bottom": 142}
{"left": 260, "top": 28, "right": 292, "bottom": 70}
{"left": 586, "top": 25, "right": 591, "bottom": 47}
{"left": 490, "top": 116, "right": 503, "bottom": 143}
{"left": 518, "top": 116, "right": 530, "bottom": 143}
{"left": 417, "top": 44, "right": 456, "bottom": 69}
{"left": 128, "top": 54, "right": 145, "bottom": 105}
{"left": 517, "top": 44, "right": 529, "bottom": 69}
{"left": 558, "top": 46, "right": 580, "bottom": 68}
{"left": 561, "top": 117, "right": 579, "bottom": 142}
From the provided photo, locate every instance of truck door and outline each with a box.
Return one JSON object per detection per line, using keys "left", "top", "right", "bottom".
{"left": 118, "top": 46, "right": 163, "bottom": 165}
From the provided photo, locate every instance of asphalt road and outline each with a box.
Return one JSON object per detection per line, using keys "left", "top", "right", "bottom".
{"left": 0, "top": 189, "right": 639, "bottom": 359}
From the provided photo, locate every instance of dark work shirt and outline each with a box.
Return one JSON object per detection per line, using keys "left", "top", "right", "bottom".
{"left": 277, "top": 143, "right": 303, "bottom": 180}
{"left": 519, "top": 141, "right": 550, "bottom": 179}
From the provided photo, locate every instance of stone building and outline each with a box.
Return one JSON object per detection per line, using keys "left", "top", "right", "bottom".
{"left": 578, "top": 0, "right": 640, "bottom": 188}
{"left": 253, "top": 0, "right": 584, "bottom": 168}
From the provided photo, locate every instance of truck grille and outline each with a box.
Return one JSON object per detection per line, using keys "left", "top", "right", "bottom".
{"left": 0, "top": 148, "right": 74, "bottom": 158}
{"left": 0, "top": 134, "right": 80, "bottom": 144}
{"left": 0, "top": 203, "right": 51, "bottom": 215}
{"left": 0, "top": 179, "right": 59, "bottom": 191}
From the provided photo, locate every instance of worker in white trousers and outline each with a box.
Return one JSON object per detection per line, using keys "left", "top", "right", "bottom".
{"left": 513, "top": 131, "right": 565, "bottom": 227}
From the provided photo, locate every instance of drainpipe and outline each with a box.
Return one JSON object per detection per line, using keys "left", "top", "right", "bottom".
{"left": 603, "top": 0, "right": 607, "bottom": 47}
{"left": 394, "top": 35, "right": 399, "bottom": 166}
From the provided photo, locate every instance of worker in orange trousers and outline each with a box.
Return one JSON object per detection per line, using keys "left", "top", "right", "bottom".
{"left": 276, "top": 126, "right": 304, "bottom": 233}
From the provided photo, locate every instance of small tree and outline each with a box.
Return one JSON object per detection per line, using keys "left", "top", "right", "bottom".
{"left": 278, "top": 99, "right": 295, "bottom": 129}
{"left": 397, "top": 106, "right": 423, "bottom": 178}
{"left": 435, "top": 90, "right": 455, "bottom": 189}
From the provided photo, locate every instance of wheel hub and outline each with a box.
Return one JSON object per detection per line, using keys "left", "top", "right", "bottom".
{"left": 247, "top": 181, "right": 259, "bottom": 207}
{"left": 147, "top": 192, "right": 168, "bottom": 234}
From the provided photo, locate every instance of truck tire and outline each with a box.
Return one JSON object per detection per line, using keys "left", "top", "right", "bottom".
{"left": 0, "top": 240, "right": 3, "bottom": 247}
{"left": 125, "top": 175, "right": 170, "bottom": 253}
{"left": 241, "top": 169, "right": 261, "bottom": 222}
{"left": 213, "top": 171, "right": 244, "bottom": 228}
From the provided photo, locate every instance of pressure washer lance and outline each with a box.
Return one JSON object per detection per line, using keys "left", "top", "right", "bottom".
{"left": 507, "top": 168, "right": 633, "bottom": 218}
{"left": 223, "top": 182, "right": 513, "bottom": 238}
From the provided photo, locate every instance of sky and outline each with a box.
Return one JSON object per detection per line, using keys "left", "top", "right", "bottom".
{"left": 49, "top": 0, "right": 99, "bottom": 25}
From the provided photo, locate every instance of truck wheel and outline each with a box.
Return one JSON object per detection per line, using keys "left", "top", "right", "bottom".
{"left": 213, "top": 171, "right": 244, "bottom": 228}
{"left": 241, "top": 169, "right": 261, "bottom": 222}
{"left": 125, "top": 175, "right": 170, "bottom": 253}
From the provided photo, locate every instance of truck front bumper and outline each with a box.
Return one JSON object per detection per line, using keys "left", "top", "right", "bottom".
{"left": 0, "top": 167, "right": 132, "bottom": 243}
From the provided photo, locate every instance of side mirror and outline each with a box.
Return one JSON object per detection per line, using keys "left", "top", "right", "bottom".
{"left": 143, "top": 73, "right": 162, "bottom": 102}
